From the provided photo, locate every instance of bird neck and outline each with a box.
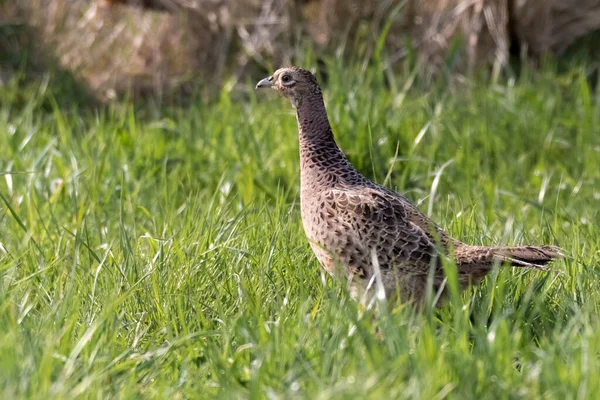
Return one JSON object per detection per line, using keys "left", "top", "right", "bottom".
{"left": 296, "top": 93, "right": 335, "bottom": 143}
{"left": 295, "top": 93, "right": 357, "bottom": 189}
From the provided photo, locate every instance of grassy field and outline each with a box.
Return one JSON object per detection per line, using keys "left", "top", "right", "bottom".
{"left": 1, "top": 59, "right": 599, "bottom": 399}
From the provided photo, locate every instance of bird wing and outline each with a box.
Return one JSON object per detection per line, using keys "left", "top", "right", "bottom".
{"left": 323, "top": 187, "right": 443, "bottom": 274}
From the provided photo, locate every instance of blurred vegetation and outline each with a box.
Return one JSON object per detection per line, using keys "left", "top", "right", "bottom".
{"left": 1, "top": 0, "right": 599, "bottom": 103}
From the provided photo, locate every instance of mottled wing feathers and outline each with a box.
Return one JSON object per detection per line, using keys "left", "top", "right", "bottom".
{"left": 322, "top": 188, "right": 440, "bottom": 274}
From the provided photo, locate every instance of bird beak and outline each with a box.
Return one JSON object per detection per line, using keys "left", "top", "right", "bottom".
{"left": 255, "top": 76, "right": 273, "bottom": 89}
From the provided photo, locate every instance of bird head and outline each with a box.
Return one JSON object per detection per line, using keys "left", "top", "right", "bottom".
{"left": 255, "top": 67, "right": 320, "bottom": 108}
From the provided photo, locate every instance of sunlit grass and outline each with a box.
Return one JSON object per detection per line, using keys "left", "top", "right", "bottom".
{"left": 0, "top": 60, "right": 599, "bottom": 398}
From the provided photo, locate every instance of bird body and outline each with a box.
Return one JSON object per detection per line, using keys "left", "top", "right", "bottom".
{"left": 256, "top": 67, "right": 561, "bottom": 304}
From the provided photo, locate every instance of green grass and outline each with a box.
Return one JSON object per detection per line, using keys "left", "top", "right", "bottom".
{"left": 0, "top": 60, "right": 599, "bottom": 399}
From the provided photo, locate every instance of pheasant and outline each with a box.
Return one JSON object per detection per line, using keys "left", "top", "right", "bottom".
{"left": 256, "top": 66, "right": 561, "bottom": 305}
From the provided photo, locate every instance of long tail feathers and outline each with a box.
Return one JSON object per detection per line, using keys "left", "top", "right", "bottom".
{"left": 491, "top": 245, "right": 563, "bottom": 270}
{"left": 456, "top": 245, "right": 563, "bottom": 271}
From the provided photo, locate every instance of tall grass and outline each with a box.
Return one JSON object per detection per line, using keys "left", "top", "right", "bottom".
{"left": 0, "top": 60, "right": 599, "bottom": 398}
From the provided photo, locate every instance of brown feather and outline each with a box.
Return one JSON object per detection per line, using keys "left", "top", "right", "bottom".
{"left": 257, "top": 67, "right": 562, "bottom": 305}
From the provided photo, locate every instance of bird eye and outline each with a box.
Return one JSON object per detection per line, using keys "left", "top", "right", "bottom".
{"left": 281, "top": 75, "right": 292, "bottom": 84}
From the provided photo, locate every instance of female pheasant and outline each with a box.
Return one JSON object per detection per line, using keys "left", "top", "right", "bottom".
{"left": 256, "top": 66, "right": 561, "bottom": 304}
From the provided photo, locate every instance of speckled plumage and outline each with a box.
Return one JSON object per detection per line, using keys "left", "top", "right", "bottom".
{"left": 256, "top": 67, "right": 562, "bottom": 304}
